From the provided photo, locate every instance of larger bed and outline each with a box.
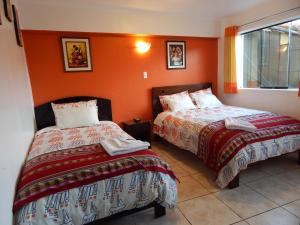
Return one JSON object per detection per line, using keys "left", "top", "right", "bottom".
{"left": 14, "top": 96, "right": 177, "bottom": 225}
{"left": 152, "top": 83, "right": 300, "bottom": 188}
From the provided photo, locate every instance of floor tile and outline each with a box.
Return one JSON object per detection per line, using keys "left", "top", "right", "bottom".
{"left": 177, "top": 161, "right": 205, "bottom": 175}
{"left": 134, "top": 208, "right": 190, "bottom": 225}
{"left": 283, "top": 200, "right": 300, "bottom": 218}
{"left": 247, "top": 177, "right": 300, "bottom": 205}
{"left": 232, "top": 221, "right": 249, "bottom": 225}
{"left": 191, "top": 172, "right": 220, "bottom": 193}
{"left": 215, "top": 185, "right": 277, "bottom": 219}
{"left": 159, "top": 153, "right": 180, "bottom": 165}
{"left": 239, "top": 166, "right": 269, "bottom": 184}
{"left": 178, "top": 194, "right": 241, "bottom": 225}
{"left": 177, "top": 176, "right": 209, "bottom": 202}
{"left": 246, "top": 207, "right": 299, "bottom": 225}
{"left": 257, "top": 156, "right": 299, "bottom": 175}
{"left": 100, "top": 214, "right": 136, "bottom": 225}
{"left": 275, "top": 168, "right": 300, "bottom": 189}
{"left": 171, "top": 164, "right": 190, "bottom": 178}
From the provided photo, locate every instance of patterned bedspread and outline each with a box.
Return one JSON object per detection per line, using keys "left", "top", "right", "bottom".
{"left": 153, "top": 106, "right": 300, "bottom": 188}
{"left": 15, "top": 121, "right": 177, "bottom": 225}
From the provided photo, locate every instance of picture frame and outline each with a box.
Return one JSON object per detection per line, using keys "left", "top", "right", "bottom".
{"left": 166, "top": 41, "right": 186, "bottom": 70}
{"left": 3, "top": 0, "right": 12, "bottom": 22}
{"left": 12, "top": 5, "right": 23, "bottom": 47}
{"left": 61, "top": 37, "right": 93, "bottom": 72}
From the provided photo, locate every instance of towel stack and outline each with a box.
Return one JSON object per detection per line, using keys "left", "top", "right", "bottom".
{"left": 100, "top": 138, "right": 150, "bottom": 156}
{"left": 225, "top": 117, "right": 257, "bottom": 132}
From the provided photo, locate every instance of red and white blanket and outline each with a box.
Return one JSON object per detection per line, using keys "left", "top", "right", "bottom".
{"left": 154, "top": 106, "right": 300, "bottom": 187}
{"left": 14, "top": 144, "right": 176, "bottom": 212}
{"left": 197, "top": 113, "right": 300, "bottom": 173}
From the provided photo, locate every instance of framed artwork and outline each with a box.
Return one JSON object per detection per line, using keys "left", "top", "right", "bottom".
{"left": 12, "top": 5, "right": 23, "bottom": 47}
{"left": 166, "top": 41, "right": 186, "bottom": 69}
{"left": 3, "top": 0, "right": 12, "bottom": 22}
{"left": 61, "top": 37, "right": 93, "bottom": 72}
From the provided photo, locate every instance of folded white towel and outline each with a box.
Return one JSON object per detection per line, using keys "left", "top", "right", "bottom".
{"left": 100, "top": 138, "right": 150, "bottom": 156}
{"left": 225, "top": 117, "right": 257, "bottom": 132}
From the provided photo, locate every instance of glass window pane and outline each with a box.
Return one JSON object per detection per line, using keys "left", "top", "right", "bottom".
{"left": 289, "top": 19, "right": 300, "bottom": 88}
{"left": 243, "top": 31, "right": 261, "bottom": 88}
{"left": 242, "top": 18, "right": 300, "bottom": 89}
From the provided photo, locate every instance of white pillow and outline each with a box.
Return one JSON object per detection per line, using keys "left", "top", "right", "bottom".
{"left": 164, "top": 94, "right": 196, "bottom": 112}
{"left": 189, "top": 92, "right": 223, "bottom": 109}
{"left": 51, "top": 100, "right": 100, "bottom": 129}
{"left": 192, "top": 87, "right": 212, "bottom": 95}
{"left": 159, "top": 91, "right": 188, "bottom": 111}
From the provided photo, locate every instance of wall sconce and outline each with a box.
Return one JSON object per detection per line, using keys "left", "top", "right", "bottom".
{"left": 135, "top": 41, "right": 151, "bottom": 54}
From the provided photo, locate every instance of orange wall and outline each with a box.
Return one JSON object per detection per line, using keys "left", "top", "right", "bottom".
{"left": 22, "top": 30, "right": 218, "bottom": 123}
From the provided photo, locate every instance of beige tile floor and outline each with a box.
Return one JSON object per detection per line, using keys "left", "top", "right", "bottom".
{"left": 102, "top": 142, "right": 300, "bottom": 225}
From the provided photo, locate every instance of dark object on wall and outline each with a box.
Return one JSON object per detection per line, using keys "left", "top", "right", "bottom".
{"left": 3, "top": 0, "right": 12, "bottom": 22}
{"left": 61, "top": 37, "right": 93, "bottom": 72}
{"left": 166, "top": 41, "right": 186, "bottom": 69}
{"left": 12, "top": 5, "right": 23, "bottom": 47}
{"left": 34, "top": 96, "right": 112, "bottom": 130}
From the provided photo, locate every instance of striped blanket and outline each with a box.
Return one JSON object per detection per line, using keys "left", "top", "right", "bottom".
{"left": 197, "top": 113, "right": 300, "bottom": 173}
{"left": 13, "top": 144, "right": 176, "bottom": 212}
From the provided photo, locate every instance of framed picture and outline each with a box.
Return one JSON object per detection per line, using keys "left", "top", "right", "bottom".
{"left": 166, "top": 41, "right": 186, "bottom": 69}
{"left": 12, "top": 5, "right": 23, "bottom": 47}
{"left": 3, "top": 0, "right": 12, "bottom": 22}
{"left": 61, "top": 37, "right": 93, "bottom": 72}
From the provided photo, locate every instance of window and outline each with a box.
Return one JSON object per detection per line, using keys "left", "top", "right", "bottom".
{"left": 241, "top": 18, "right": 300, "bottom": 89}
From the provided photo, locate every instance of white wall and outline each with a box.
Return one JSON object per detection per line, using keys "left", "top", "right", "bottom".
{"left": 0, "top": 1, "right": 35, "bottom": 224}
{"left": 218, "top": 0, "right": 300, "bottom": 119}
{"left": 17, "top": 0, "right": 219, "bottom": 37}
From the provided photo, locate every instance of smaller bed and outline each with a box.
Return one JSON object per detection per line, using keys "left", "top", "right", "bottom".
{"left": 152, "top": 84, "right": 300, "bottom": 188}
{"left": 14, "top": 96, "right": 177, "bottom": 225}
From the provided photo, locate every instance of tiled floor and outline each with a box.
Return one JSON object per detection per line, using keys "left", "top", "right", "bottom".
{"left": 103, "top": 142, "right": 300, "bottom": 225}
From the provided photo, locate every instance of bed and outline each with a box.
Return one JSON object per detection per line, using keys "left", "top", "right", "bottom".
{"left": 152, "top": 83, "right": 300, "bottom": 189}
{"left": 14, "top": 96, "right": 177, "bottom": 225}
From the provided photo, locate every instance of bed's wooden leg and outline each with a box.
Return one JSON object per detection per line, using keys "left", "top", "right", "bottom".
{"left": 228, "top": 174, "right": 240, "bottom": 189}
{"left": 154, "top": 203, "right": 166, "bottom": 218}
{"left": 298, "top": 150, "right": 300, "bottom": 165}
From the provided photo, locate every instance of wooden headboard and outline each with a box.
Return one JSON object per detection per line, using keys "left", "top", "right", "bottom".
{"left": 152, "top": 83, "right": 213, "bottom": 119}
{"left": 34, "top": 96, "right": 112, "bottom": 130}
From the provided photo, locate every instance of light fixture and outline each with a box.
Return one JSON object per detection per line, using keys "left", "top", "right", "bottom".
{"left": 135, "top": 41, "right": 151, "bottom": 54}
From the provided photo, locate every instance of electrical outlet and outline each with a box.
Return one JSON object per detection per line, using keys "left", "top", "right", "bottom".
{"left": 143, "top": 72, "right": 148, "bottom": 79}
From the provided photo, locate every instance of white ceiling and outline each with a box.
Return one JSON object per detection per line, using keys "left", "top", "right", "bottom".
{"left": 19, "top": 0, "right": 299, "bottom": 37}
{"left": 19, "top": 0, "right": 273, "bottom": 20}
